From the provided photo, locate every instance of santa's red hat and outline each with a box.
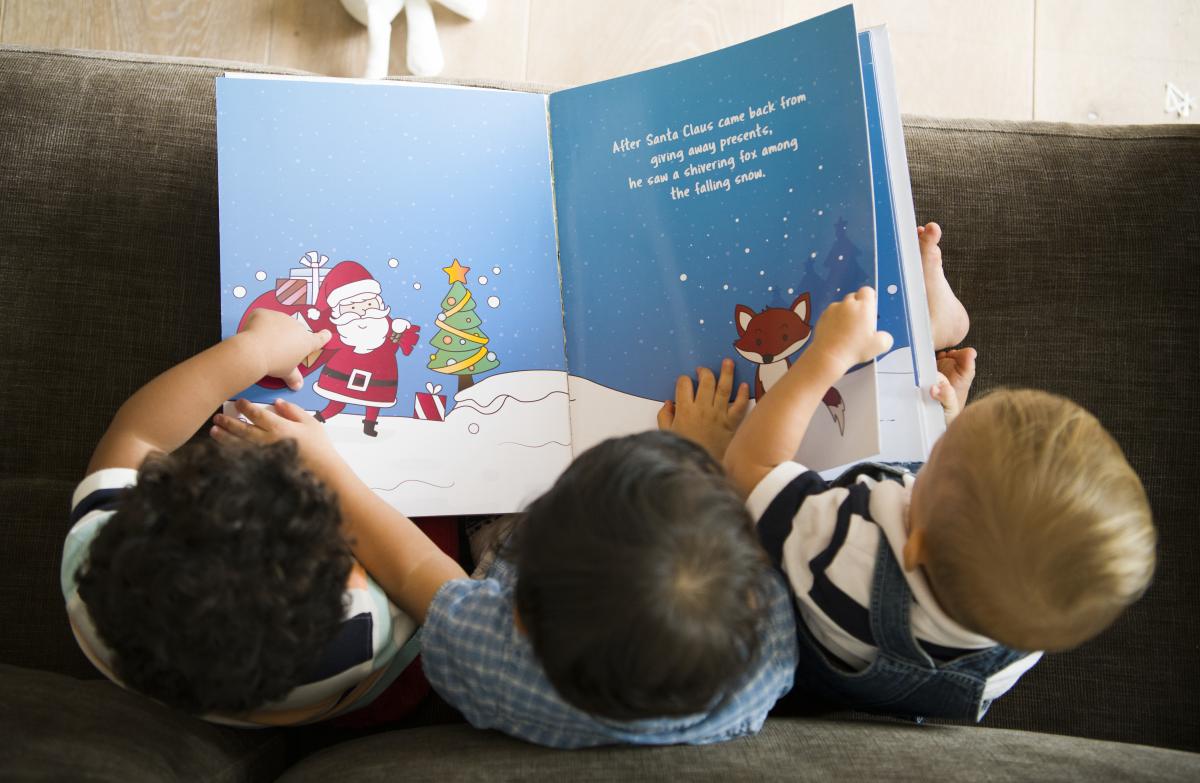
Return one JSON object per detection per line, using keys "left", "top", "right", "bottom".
{"left": 320, "top": 261, "right": 381, "bottom": 311}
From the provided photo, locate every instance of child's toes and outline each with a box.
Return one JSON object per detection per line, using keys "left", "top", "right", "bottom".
{"left": 919, "top": 222, "right": 942, "bottom": 245}
{"left": 947, "top": 347, "right": 976, "bottom": 377}
{"left": 918, "top": 223, "right": 944, "bottom": 270}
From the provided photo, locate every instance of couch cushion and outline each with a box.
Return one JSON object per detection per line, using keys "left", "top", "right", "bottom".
{"left": 0, "top": 663, "right": 287, "bottom": 782}
{"left": 277, "top": 719, "right": 1200, "bottom": 782}
{"left": 0, "top": 46, "right": 300, "bottom": 677}
{"left": 902, "top": 117, "right": 1200, "bottom": 752}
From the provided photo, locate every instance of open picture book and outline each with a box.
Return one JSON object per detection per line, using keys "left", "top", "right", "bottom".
{"left": 216, "top": 5, "right": 943, "bottom": 516}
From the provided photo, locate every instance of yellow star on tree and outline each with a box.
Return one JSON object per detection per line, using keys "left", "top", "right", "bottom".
{"left": 442, "top": 258, "right": 470, "bottom": 284}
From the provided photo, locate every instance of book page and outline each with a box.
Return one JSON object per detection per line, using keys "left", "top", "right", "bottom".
{"left": 550, "top": 5, "right": 879, "bottom": 471}
{"left": 216, "top": 76, "right": 570, "bottom": 516}
{"left": 849, "top": 27, "right": 947, "bottom": 472}
{"left": 859, "top": 27, "right": 927, "bottom": 467}
{"left": 867, "top": 28, "right": 948, "bottom": 454}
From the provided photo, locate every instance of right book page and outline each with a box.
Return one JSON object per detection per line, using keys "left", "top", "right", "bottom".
{"left": 548, "top": 5, "right": 881, "bottom": 471}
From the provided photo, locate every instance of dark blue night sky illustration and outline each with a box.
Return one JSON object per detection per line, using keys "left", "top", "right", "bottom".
{"left": 550, "top": 6, "right": 877, "bottom": 400}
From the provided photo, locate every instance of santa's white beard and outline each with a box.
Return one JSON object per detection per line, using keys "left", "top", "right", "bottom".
{"left": 337, "top": 314, "right": 390, "bottom": 352}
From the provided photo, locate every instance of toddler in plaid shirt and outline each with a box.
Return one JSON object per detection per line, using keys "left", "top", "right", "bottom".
{"left": 216, "top": 361, "right": 797, "bottom": 748}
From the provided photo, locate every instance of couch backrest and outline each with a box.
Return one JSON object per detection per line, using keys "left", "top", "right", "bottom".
{"left": 1, "top": 46, "right": 1196, "bottom": 752}
{"left": 903, "top": 116, "right": 1200, "bottom": 751}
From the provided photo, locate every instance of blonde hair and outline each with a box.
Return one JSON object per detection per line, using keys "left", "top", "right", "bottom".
{"left": 915, "top": 389, "right": 1156, "bottom": 652}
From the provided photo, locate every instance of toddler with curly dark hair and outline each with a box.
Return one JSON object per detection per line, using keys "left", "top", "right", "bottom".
{"left": 64, "top": 310, "right": 454, "bottom": 724}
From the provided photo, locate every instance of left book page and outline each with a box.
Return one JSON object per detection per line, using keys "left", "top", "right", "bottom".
{"left": 216, "top": 75, "right": 570, "bottom": 516}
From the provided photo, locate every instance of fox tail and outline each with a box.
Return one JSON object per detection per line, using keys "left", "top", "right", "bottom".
{"left": 823, "top": 386, "right": 846, "bottom": 436}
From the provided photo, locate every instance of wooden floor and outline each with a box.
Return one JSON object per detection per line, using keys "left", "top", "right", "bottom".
{"left": 2, "top": 0, "right": 1197, "bottom": 124}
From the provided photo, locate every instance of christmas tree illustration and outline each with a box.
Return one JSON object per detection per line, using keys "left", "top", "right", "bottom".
{"left": 426, "top": 259, "right": 499, "bottom": 391}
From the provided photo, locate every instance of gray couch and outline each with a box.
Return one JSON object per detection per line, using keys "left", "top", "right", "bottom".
{"left": 1, "top": 46, "right": 1197, "bottom": 781}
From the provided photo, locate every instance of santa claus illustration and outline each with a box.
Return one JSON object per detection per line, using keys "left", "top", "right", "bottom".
{"left": 311, "top": 261, "right": 420, "bottom": 437}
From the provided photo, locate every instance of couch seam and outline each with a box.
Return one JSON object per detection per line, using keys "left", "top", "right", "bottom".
{"left": 0, "top": 45, "right": 309, "bottom": 75}
{"left": 902, "top": 121, "right": 1199, "bottom": 142}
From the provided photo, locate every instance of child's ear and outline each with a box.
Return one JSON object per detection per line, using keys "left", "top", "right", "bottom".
{"left": 903, "top": 527, "right": 926, "bottom": 571}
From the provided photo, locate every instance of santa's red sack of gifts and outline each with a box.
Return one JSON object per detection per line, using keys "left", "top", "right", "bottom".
{"left": 414, "top": 383, "right": 447, "bottom": 421}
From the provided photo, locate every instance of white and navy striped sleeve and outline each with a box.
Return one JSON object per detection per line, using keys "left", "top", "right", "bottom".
{"left": 62, "top": 468, "right": 138, "bottom": 600}
{"left": 746, "top": 462, "right": 831, "bottom": 569}
{"left": 746, "top": 462, "right": 885, "bottom": 670}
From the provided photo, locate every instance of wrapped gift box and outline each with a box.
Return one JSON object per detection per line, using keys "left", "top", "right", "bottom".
{"left": 288, "top": 251, "right": 330, "bottom": 305}
{"left": 275, "top": 277, "right": 307, "bottom": 306}
{"left": 414, "top": 382, "right": 447, "bottom": 421}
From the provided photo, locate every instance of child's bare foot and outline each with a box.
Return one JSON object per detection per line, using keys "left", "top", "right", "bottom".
{"left": 918, "top": 222, "right": 970, "bottom": 349}
{"left": 933, "top": 348, "right": 977, "bottom": 421}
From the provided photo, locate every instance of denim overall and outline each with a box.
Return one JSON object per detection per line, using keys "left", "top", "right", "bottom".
{"left": 786, "top": 463, "right": 1029, "bottom": 722}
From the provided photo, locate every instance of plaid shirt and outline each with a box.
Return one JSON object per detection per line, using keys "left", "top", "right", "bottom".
{"left": 422, "top": 556, "right": 798, "bottom": 749}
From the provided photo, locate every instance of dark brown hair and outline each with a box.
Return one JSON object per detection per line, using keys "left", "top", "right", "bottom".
{"left": 512, "top": 431, "right": 770, "bottom": 720}
{"left": 78, "top": 438, "right": 351, "bottom": 714}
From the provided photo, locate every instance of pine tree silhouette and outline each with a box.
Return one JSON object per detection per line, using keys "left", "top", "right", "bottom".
{"left": 824, "top": 217, "right": 861, "bottom": 271}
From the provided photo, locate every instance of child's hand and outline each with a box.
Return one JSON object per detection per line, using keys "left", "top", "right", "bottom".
{"left": 211, "top": 398, "right": 338, "bottom": 474}
{"left": 810, "top": 286, "right": 893, "bottom": 370}
{"left": 240, "top": 309, "right": 332, "bottom": 391}
{"left": 658, "top": 358, "right": 751, "bottom": 462}
{"left": 932, "top": 347, "right": 977, "bottom": 423}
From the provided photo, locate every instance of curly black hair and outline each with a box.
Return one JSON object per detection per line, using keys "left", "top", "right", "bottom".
{"left": 512, "top": 430, "right": 771, "bottom": 721}
{"left": 77, "top": 438, "right": 351, "bottom": 715}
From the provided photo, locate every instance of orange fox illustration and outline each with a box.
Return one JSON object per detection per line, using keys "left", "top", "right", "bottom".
{"left": 733, "top": 293, "right": 847, "bottom": 435}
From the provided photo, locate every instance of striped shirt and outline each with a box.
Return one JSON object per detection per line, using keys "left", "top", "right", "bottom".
{"left": 749, "top": 462, "right": 1041, "bottom": 703}
{"left": 421, "top": 555, "right": 798, "bottom": 749}
{"left": 62, "top": 468, "right": 420, "bottom": 727}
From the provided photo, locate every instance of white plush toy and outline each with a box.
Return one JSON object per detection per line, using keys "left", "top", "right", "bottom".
{"left": 339, "top": 0, "right": 487, "bottom": 79}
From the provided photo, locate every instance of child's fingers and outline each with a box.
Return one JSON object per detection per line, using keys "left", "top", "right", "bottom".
{"left": 695, "top": 366, "right": 716, "bottom": 401}
{"left": 728, "top": 382, "right": 751, "bottom": 423}
{"left": 273, "top": 398, "right": 308, "bottom": 422}
{"left": 674, "top": 374, "right": 694, "bottom": 407}
{"left": 282, "top": 368, "right": 304, "bottom": 391}
{"left": 211, "top": 412, "right": 261, "bottom": 443}
{"left": 851, "top": 285, "right": 876, "bottom": 304}
{"left": 234, "top": 397, "right": 263, "bottom": 423}
{"left": 870, "top": 330, "right": 893, "bottom": 357}
{"left": 657, "top": 401, "right": 675, "bottom": 430}
{"left": 210, "top": 423, "right": 234, "bottom": 443}
{"left": 235, "top": 398, "right": 284, "bottom": 430}
{"left": 930, "top": 374, "right": 960, "bottom": 417}
{"left": 713, "top": 358, "right": 734, "bottom": 407}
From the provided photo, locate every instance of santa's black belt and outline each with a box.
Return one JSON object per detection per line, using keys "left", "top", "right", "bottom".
{"left": 322, "top": 369, "right": 398, "bottom": 387}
